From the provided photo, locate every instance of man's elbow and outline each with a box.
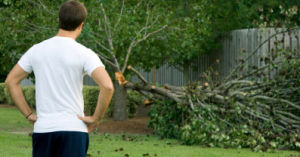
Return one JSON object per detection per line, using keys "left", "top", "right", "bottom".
{"left": 5, "top": 77, "right": 18, "bottom": 88}
{"left": 104, "top": 84, "right": 114, "bottom": 94}
{"left": 4, "top": 77, "right": 12, "bottom": 87}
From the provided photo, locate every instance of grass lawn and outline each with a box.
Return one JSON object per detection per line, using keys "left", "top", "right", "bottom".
{"left": 1, "top": 107, "right": 300, "bottom": 157}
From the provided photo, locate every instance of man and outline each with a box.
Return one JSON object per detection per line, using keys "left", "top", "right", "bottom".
{"left": 5, "top": 1, "right": 114, "bottom": 156}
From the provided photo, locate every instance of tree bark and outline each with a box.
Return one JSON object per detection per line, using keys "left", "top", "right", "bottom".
{"left": 113, "top": 80, "right": 127, "bottom": 121}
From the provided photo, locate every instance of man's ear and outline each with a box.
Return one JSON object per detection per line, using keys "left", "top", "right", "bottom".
{"left": 78, "top": 22, "right": 84, "bottom": 30}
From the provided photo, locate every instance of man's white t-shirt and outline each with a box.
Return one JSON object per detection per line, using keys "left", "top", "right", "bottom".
{"left": 18, "top": 36, "right": 104, "bottom": 133}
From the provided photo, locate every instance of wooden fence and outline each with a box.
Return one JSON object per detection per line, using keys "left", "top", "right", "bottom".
{"left": 20, "top": 28, "right": 300, "bottom": 87}
{"left": 131, "top": 28, "right": 300, "bottom": 86}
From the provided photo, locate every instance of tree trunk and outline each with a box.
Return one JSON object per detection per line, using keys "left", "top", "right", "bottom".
{"left": 183, "top": 62, "right": 190, "bottom": 85}
{"left": 113, "top": 79, "right": 127, "bottom": 121}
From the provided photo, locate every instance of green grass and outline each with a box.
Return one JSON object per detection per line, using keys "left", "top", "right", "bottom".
{"left": 1, "top": 107, "right": 300, "bottom": 157}
{"left": 87, "top": 134, "right": 300, "bottom": 157}
{"left": 0, "top": 107, "right": 34, "bottom": 132}
{"left": 0, "top": 132, "right": 32, "bottom": 157}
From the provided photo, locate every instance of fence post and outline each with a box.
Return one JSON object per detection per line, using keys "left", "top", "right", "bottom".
{"left": 153, "top": 66, "right": 155, "bottom": 85}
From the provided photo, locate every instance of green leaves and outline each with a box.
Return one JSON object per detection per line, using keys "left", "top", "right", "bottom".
{"left": 3, "top": 0, "right": 11, "bottom": 5}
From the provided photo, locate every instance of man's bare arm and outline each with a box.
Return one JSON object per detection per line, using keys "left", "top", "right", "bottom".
{"left": 5, "top": 64, "right": 37, "bottom": 124}
{"left": 78, "top": 66, "right": 114, "bottom": 133}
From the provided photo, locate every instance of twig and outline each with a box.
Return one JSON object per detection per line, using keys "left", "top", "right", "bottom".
{"left": 97, "top": 19, "right": 104, "bottom": 31}
{"left": 24, "top": 21, "right": 57, "bottom": 30}
{"left": 238, "top": 61, "right": 282, "bottom": 80}
{"left": 28, "top": 0, "right": 55, "bottom": 15}
{"left": 137, "top": 90, "right": 157, "bottom": 102}
{"left": 253, "top": 96, "right": 300, "bottom": 110}
{"left": 196, "top": 99, "right": 233, "bottom": 126}
{"left": 223, "top": 27, "right": 300, "bottom": 83}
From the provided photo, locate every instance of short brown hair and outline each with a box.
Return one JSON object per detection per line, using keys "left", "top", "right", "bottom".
{"left": 59, "top": 0, "right": 87, "bottom": 31}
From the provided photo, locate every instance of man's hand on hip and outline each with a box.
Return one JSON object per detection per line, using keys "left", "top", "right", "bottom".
{"left": 77, "top": 115, "right": 100, "bottom": 133}
{"left": 27, "top": 114, "right": 38, "bottom": 124}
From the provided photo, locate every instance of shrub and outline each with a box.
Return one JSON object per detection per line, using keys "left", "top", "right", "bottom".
{"left": 0, "top": 83, "right": 7, "bottom": 103}
{"left": 83, "top": 86, "right": 100, "bottom": 115}
{"left": 22, "top": 86, "right": 35, "bottom": 108}
{"left": 148, "top": 100, "right": 182, "bottom": 139}
{"left": 3, "top": 87, "right": 13, "bottom": 105}
{"left": 126, "top": 90, "right": 144, "bottom": 117}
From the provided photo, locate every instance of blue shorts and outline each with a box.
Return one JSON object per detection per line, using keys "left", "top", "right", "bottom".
{"left": 32, "top": 131, "right": 89, "bottom": 157}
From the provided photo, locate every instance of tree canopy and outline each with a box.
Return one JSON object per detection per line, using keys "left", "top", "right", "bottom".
{"left": 1, "top": 0, "right": 299, "bottom": 80}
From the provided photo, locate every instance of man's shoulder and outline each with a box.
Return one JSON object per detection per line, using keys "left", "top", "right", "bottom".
{"left": 34, "top": 37, "right": 91, "bottom": 52}
{"left": 73, "top": 41, "right": 91, "bottom": 52}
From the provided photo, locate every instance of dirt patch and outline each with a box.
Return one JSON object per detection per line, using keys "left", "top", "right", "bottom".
{"left": 0, "top": 104, "right": 36, "bottom": 112}
{"left": 0, "top": 104, "right": 18, "bottom": 109}
{"left": 96, "top": 105, "right": 153, "bottom": 135}
{"left": 10, "top": 131, "right": 32, "bottom": 135}
{"left": 97, "top": 116, "right": 153, "bottom": 135}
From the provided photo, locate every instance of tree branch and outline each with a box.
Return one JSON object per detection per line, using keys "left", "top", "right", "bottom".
{"left": 100, "top": 3, "right": 114, "bottom": 50}
{"left": 143, "top": 0, "right": 151, "bottom": 37}
{"left": 94, "top": 50, "right": 118, "bottom": 70}
{"left": 24, "top": 21, "right": 57, "bottom": 30}
{"left": 120, "top": 2, "right": 178, "bottom": 73}
{"left": 97, "top": 19, "right": 104, "bottom": 31}
{"left": 95, "top": 40, "right": 114, "bottom": 56}
{"left": 253, "top": 96, "right": 300, "bottom": 110}
{"left": 127, "top": 65, "right": 149, "bottom": 85}
{"left": 125, "top": 82, "right": 186, "bottom": 104}
{"left": 137, "top": 90, "right": 157, "bottom": 102}
{"left": 113, "top": 0, "right": 125, "bottom": 33}
{"left": 121, "top": 24, "right": 168, "bottom": 73}
{"left": 136, "top": 0, "right": 143, "bottom": 7}
{"left": 28, "top": 0, "right": 55, "bottom": 15}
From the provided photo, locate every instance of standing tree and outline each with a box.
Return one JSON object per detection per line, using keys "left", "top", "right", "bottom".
{"left": 0, "top": 0, "right": 182, "bottom": 121}
{"left": 81, "top": 0, "right": 182, "bottom": 121}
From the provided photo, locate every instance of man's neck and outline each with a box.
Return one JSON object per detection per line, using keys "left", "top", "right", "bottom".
{"left": 56, "top": 29, "right": 78, "bottom": 40}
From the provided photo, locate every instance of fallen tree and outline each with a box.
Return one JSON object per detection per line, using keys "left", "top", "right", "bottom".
{"left": 121, "top": 27, "right": 300, "bottom": 151}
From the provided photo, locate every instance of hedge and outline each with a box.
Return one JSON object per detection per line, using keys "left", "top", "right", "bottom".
{"left": 4, "top": 87, "right": 13, "bottom": 105}
{"left": 0, "top": 83, "right": 6, "bottom": 103}
{"left": 83, "top": 86, "right": 100, "bottom": 115}
{"left": 22, "top": 86, "right": 35, "bottom": 108}
{"left": 1, "top": 83, "right": 143, "bottom": 117}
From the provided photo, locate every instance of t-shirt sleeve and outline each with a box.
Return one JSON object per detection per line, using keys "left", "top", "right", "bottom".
{"left": 83, "top": 49, "right": 105, "bottom": 76}
{"left": 18, "top": 47, "right": 34, "bottom": 73}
